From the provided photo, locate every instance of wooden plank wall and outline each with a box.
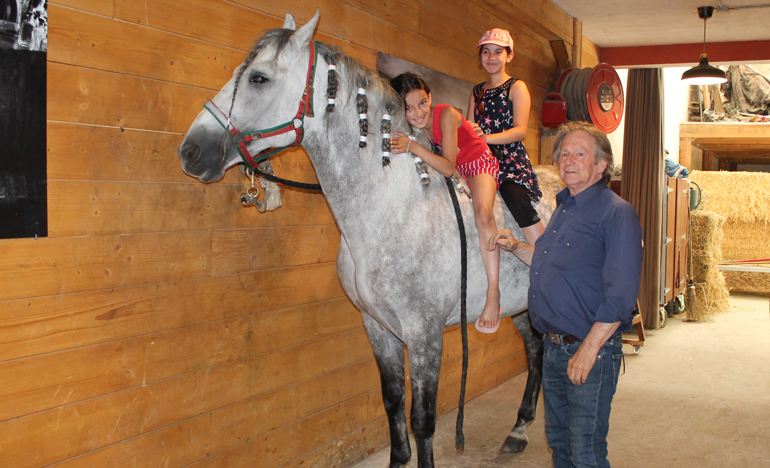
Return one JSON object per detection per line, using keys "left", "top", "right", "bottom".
{"left": 0, "top": 1, "right": 592, "bottom": 466}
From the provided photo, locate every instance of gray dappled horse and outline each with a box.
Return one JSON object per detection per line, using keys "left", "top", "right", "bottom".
{"left": 178, "top": 12, "right": 559, "bottom": 468}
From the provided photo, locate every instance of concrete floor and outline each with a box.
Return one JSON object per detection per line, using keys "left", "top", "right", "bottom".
{"left": 351, "top": 293, "right": 770, "bottom": 468}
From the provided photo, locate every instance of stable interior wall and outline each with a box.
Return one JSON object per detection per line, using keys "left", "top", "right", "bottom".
{"left": 0, "top": 1, "right": 592, "bottom": 467}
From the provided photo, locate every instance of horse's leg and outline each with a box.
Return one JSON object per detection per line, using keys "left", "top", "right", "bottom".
{"left": 501, "top": 311, "right": 543, "bottom": 453}
{"left": 361, "top": 313, "right": 411, "bottom": 468}
{"left": 407, "top": 332, "right": 443, "bottom": 468}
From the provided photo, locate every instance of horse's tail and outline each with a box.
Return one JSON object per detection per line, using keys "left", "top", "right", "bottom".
{"left": 445, "top": 176, "right": 468, "bottom": 454}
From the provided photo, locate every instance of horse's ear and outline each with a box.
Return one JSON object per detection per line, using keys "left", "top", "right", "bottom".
{"left": 292, "top": 10, "right": 320, "bottom": 46}
{"left": 282, "top": 13, "right": 296, "bottom": 31}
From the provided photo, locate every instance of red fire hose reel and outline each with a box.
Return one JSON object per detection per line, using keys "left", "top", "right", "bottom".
{"left": 543, "top": 63, "right": 624, "bottom": 134}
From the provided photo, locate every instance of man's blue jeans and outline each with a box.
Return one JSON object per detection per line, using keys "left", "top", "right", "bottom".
{"left": 542, "top": 334, "right": 623, "bottom": 468}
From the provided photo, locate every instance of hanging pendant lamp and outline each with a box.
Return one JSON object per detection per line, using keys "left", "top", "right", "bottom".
{"left": 681, "top": 6, "right": 727, "bottom": 85}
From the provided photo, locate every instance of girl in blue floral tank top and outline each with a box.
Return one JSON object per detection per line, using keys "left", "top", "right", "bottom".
{"left": 468, "top": 28, "right": 545, "bottom": 249}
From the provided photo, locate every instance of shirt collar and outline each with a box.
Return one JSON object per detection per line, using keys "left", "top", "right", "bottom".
{"left": 556, "top": 179, "right": 607, "bottom": 207}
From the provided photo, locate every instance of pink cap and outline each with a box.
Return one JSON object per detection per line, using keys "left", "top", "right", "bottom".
{"left": 477, "top": 28, "right": 514, "bottom": 50}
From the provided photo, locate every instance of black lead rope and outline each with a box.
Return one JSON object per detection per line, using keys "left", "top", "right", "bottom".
{"left": 251, "top": 164, "right": 322, "bottom": 192}
{"left": 445, "top": 176, "right": 468, "bottom": 454}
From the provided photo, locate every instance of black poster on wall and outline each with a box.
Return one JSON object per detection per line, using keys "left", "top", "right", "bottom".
{"left": 0, "top": 0, "right": 47, "bottom": 239}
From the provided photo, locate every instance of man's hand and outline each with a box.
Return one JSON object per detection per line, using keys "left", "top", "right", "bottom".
{"left": 567, "top": 344, "right": 599, "bottom": 386}
{"left": 566, "top": 321, "right": 620, "bottom": 386}
{"left": 488, "top": 229, "right": 534, "bottom": 266}
{"left": 488, "top": 229, "right": 520, "bottom": 252}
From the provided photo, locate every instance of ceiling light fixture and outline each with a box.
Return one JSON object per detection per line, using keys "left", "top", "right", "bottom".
{"left": 681, "top": 6, "right": 728, "bottom": 85}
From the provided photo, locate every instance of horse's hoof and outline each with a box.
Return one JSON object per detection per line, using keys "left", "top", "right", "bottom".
{"left": 388, "top": 452, "right": 410, "bottom": 468}
{"left": 500, "top": 434, "right": 529, "bottom": 453}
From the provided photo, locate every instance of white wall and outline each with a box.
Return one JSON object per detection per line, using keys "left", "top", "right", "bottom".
{"left": 606, "top": 68, "right": 627, "bottom": 167}
{"left": 662, "top": 67, "right": 691, "bottom": 163}
{"left": 606, "top": 67, "right": 692, "bottom": 169}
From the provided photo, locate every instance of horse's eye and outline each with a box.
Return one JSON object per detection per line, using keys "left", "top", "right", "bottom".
{"left": 250, "top": 74, "right": 269, "bottom": 85}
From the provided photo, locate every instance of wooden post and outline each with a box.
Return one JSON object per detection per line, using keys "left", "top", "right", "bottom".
{"left": 679, "top": 136, "right": 692, "bottom": 169}
{"left": 718, "top": 157, "right": 728, "bottom": 171}
{"left": 572, "top": 18, "right": 582, "bottom": 69}
{"left": 540, "top": 130, "right": 558, "bottom": 166}
{"left": 702, "top": 150, "right": 713, "bottom": 171}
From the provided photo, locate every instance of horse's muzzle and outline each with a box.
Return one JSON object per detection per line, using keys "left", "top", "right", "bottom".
{"left": 179, "top": 141, "right": 201, "bottom": 166}
{"left": 178, "top": 141, "right": 216, "bottom": 181}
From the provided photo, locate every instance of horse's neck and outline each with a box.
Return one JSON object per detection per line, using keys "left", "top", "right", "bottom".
{"left": 304, "top": 126, "right": 408, "bottom": 207}
{"left": 302, "top": 111, "right": 441, "bottom": 239}
{"left": 298, "top": 61, "right": 448, "bottom": 241}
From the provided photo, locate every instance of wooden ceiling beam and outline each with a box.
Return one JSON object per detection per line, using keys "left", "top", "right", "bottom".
{"left": 720, "top": 159, "right": 770, "bottom": 166}
{"left": 681, "top": 123, "right": 770, "bottom": 136}
{"left": 712, "top": 152, "right": 770, "bottom": 161}
{"left": 692, "top": 136, "right": 770, "bottom": 153}
{"left": 693, "top": 137, "right": 770, "bottom": 144}
{"left": 695, "top": 144, "right": 770, "bottom": 152}
{"left": 600, "top": 40, "right": 770, "bottom": 67}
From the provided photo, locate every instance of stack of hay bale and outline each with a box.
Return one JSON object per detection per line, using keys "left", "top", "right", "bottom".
{"left": 689, "top": 171, "right": 770, "bottom": 295}
{"left": 687, "top": 211, "right": 731, "bottom": 321}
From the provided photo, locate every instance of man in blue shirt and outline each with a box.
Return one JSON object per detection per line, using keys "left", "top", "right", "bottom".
{"left": 489, "top": 121, "right": 643, "bottom": 467}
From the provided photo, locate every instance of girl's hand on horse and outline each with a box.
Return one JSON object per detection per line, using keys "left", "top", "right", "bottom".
{"left": 470, "top": 122, "right": 486, "bottom": 140}
{"left": 390, "top": 132, "right": 411, "bottom": 154}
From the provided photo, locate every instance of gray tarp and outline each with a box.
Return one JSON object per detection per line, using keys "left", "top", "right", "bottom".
{"left": 722, "top": 65, "right": 770, "bottom": 115}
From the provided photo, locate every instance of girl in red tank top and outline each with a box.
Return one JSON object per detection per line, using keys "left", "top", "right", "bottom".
{"left": 390, "top": 72, "right": 503, "bottom": 334}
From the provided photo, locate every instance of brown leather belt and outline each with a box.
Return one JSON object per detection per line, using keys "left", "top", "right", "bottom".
{"left": 547, "top": 332, "right": 581, "bottom": 345}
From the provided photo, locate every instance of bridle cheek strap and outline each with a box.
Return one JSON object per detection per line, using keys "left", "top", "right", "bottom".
{"left": 203, "top": 40, "right": 318, "bottom": 169}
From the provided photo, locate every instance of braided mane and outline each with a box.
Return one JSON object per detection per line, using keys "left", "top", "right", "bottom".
{"left": 232, "top": 27, "right": 431, "bottom": 181}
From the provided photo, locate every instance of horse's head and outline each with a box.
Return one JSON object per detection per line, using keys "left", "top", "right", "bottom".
{"left": 178, "top": 12, "right": 321, "bottom": 182}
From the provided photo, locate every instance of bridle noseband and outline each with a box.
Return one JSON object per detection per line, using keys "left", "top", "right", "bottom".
{"left": 204, "top": 41, "right": 318, "bottom": 169}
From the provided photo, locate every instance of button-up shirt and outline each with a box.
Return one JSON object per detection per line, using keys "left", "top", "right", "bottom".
{"left": 528, "top": 180, "right": 643, "bottom": 340}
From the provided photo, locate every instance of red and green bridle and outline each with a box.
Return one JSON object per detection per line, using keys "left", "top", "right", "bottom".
{"left": 203, "top": 41, "right": 318, "bottom": 169}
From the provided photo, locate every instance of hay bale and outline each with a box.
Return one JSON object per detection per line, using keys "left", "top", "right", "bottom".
{"left": 689, "top": 171, "right": 770, "bottom": 294}
{"left": 720, "top": 221, "right": 770, "bottom": 262}
{"left": 723, "top": 270, "right": 770, "bottom": 295}
{"left": 689, "top": 171, "right": 770, "bottom": 224}
{"left": 719, "top": 221, "right": 770, "bottom": 293}
{"left": 687, "top": 211, "right": 731, "bottom": 321}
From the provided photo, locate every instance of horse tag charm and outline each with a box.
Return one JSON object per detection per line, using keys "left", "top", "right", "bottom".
{"left": 240, "top": 187, "right": 260, "bottom": 206}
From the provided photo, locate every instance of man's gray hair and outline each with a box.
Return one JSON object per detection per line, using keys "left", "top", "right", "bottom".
{"left": 551, "top": 121, "right": 615, "bottom": 184}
